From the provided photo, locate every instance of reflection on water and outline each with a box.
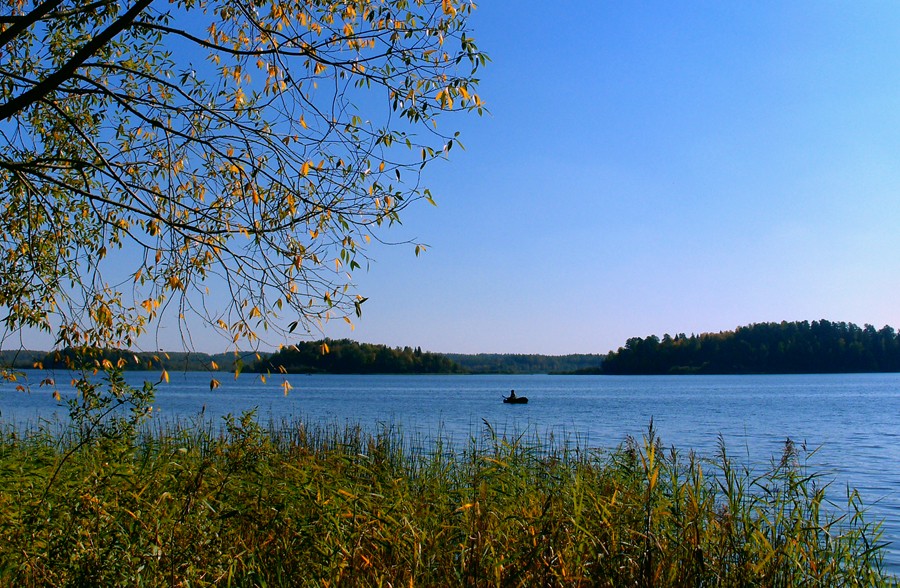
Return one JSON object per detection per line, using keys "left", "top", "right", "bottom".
{"left": 3, "top": 371, "right": 900, "bottom": 572}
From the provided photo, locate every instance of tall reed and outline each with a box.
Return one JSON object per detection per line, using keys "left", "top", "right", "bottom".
{"left": 0, "top": 414, "right": 892, "bottom": 586}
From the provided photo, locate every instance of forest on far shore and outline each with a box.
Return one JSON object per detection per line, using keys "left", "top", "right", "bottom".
{"left": 0, "top": 349, "right": 252, "bottom": 373}
{"left": 253, "top": 342, "right": 603, "bottom": 375}
{"left": 601, "top": 320, "right": 900, "bottom": 375}
{"left": 254, "top": 340, "right": 463, "bottom": 374}
{"left": 6, "top": 320, "right": 900, "bottom": 375}
{"left": 0, "top": 342, "right": 603, "bottom": 375}
{"left": 444, "top": 353, "right": 603, "bottom": 375}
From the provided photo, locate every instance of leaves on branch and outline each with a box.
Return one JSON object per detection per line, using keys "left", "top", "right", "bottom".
{"left": 0, "top": 0, "right": 487, "bottom": 353}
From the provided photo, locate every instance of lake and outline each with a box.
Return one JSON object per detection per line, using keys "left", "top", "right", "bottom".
{"left": 2, "top": 371, "right": 899, "bottom": 573}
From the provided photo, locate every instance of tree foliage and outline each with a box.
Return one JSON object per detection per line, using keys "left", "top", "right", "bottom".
{"left": 255, "top": 338, "right": 462, "bottom": 373}
{"left": 0, "top": 0, "right": 486, "bottom": 354}
{"left": 444, "top": 352, "right": 604, "bottom": 374}
{"left": 602, "top": 320, "right": 900, "bottom": 375}
{"left": 24, "top": 346, "right": 253, "bottom": 372}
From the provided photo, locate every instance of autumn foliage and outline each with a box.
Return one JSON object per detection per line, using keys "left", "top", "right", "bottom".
{"left": 0, "top": 0, "right": 486, "bottom": 353}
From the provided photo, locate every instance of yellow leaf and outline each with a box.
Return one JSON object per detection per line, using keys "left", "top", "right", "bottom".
{"left": 210, "top": 378, "right": 220, "bottom": 391}
{"left": 301, "top": 161, "right": 311, "bottom": 176}
{"left": 161, "top": 370, "right": 169, "bottom": 383}
{"left": 435, "top": 88, "right": 454, "bottom": 109}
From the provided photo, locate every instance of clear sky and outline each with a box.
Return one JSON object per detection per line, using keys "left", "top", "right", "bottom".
{"left": 318, "top": 1, "right": 900, "bottom": 355}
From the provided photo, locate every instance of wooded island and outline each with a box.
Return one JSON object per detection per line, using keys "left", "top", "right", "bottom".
{"left": 255, "top": 339, "right": 463, "bottom": 374}
{"left": 601, "top": 320, "right": 900, "bottom": 374}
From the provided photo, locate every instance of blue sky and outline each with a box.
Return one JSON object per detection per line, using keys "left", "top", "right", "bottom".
{"left": 320, "top": 1, "right": 900, "bottom": 355}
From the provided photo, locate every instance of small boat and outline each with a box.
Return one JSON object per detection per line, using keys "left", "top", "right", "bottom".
{"left": 503, "top": 394, "right": 528, "bottom": 404}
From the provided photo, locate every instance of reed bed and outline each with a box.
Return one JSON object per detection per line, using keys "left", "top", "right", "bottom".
{"left": 0, "top": 414, "right": 892, "bottom": 587}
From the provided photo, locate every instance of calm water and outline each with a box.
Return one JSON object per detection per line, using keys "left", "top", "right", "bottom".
{"left": 2, "top": 371, "right": 899, "bottom": 572}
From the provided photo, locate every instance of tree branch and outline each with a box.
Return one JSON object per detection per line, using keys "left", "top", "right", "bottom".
{"left": 0, "top": 0, "right": 153, "bottom": 122}
{"left": 0, "top": 0, "right": 65, "bottom": 50}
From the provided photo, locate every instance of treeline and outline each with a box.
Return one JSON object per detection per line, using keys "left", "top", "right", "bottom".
{"left": 2, "top": 345, "right": 603, "bottom": 375}
{"left": 254, "top": 339, "right": 463, "bottom": 374}
{"left": 602, "top": 320, "right": 900, "bottom": 374}
{"left": 0, "top": 348, "right": 256, "bottom": 372}
{"left": 444, "top": 353, "right": 604, "bottom": 375}
{"left": 0, "top": 350, "right": 45, "bottom": 371}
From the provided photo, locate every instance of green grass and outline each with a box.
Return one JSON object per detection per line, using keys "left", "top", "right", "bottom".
{"left": 0, "top": 413, "right": 893, "bottom": 587}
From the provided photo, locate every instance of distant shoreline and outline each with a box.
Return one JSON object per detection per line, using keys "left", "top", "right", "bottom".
{"left": 5, "top": 319, "right": 900, "bottom": 376}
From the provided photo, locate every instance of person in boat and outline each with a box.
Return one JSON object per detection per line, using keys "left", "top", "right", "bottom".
{"left": 507, "top": 390, "right": 517, "bottom": 401}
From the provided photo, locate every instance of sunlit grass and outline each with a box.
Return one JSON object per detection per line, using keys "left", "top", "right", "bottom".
{"left": 0, "top": 415, "right": 892, "bottom": 586}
